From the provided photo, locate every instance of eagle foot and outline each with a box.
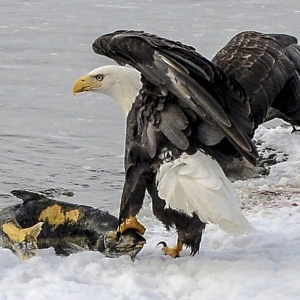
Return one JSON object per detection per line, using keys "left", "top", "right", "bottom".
{"left": 157, "top": 241, "right": 183, "bottom": 258}
{"left": 118, "top": 216, "right": 146, "bottom": 235}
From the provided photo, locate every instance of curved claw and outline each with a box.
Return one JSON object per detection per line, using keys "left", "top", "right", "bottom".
{"left": 157, "top": 241, "right": 183, "bottom": 258}
{"left": 157, "top": 241, "right": 167, "bottom": 248}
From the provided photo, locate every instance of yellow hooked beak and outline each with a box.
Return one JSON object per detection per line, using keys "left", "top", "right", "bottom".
{"left": 72, "top": 75, "right": 102, "bottom": 96}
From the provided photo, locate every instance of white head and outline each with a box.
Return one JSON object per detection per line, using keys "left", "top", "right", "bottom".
{"left": 72, "top": 65, "right": 142, "bottom": 116}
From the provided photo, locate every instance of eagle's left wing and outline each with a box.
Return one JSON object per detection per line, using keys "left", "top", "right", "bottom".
{"left": 92, "top": 30, "right": 258, "bottom": 165}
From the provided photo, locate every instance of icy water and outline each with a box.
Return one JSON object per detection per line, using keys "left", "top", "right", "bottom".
{"left": 1, "top": 0, "right": 300, "bottom": 212}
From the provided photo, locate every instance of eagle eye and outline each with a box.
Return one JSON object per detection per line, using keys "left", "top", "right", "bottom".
{"left": 95, "top": 74, "right": 104, "bottom": 81}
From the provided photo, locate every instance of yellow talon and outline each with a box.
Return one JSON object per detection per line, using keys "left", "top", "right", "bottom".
{"left": 118, "top": 216, "right": 146, "bottom": 235}
{"left": 158, "top": 241, "right": 183, "bottom": 258}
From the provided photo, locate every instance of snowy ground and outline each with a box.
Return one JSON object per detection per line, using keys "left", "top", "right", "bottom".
{"left": 1, "top": 0, "right": 300, "bottom": 299}
{"left": 3, "top": 125, "right": 300, "bottom": 300}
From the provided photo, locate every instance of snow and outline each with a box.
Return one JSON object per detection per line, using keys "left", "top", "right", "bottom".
{"left": 1, "top": 0, "right": 300, "bottom": 299}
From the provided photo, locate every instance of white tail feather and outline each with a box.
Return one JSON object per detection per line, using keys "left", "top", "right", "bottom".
{"left": 156, "top": 152, "right": 256, "bottom": 235}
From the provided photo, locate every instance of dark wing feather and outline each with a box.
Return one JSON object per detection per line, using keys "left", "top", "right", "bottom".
{"left": 212, "top": 31, "right": 300, "bottom": 127}
{"left": 93, "top": 30, "right": 258, "bottom": 165}
{"left": 158, "top": 56, "right": 257, "bottom": 162}
{"left": 158, "top": 103, "right": 190, "bottom": 150}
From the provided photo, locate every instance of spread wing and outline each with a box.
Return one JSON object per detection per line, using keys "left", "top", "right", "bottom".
{"left": 212, "top": 31, "right": 300, "bottom": 127}
{"left": 92, "top": 30, "right": 258, "bottom": 165}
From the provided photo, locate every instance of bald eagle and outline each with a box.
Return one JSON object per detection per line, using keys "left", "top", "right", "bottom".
{"left": 73, "top": 31, "right": 300, "bottom": 257}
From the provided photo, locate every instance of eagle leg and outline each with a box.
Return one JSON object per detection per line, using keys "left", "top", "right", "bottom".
{"left": 118, "top": 215, "right": 146, "bottom": 235}
{"left": 157, "top": 240, "right": 183, "bottom": 258}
